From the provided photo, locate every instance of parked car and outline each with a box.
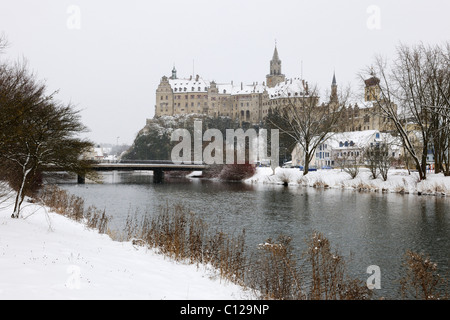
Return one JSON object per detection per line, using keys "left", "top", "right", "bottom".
{"left": 298, "top": 166, "right": 317, "bottom": 171}
{"left": 282, "top": 161, "right": 293, "bottom": 168}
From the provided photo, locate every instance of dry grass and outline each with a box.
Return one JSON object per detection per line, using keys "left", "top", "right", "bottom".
{"left": 124, "top": 205, "right": 247, "bottom": 285}
{"left": 277, "top": 172, "right": 292, "bottom": 186}
{"left": 304, "top": 231, "right": 371, "bottom": 300}
{"left": 39, "top": 185, "right": 110, "bottom": 234}
{"left": 400, "top": 250, "right": 449, "bottom": 300}
{"left": 123, "top": 208, "right": 373, "bottom": 300}
{"left": 312, "top": 179, "right": 329, "bottom": 189}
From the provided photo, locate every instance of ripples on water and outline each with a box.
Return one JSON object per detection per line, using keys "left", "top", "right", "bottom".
{"left": 57, "top": 171, "right": 450, "bottom": 299}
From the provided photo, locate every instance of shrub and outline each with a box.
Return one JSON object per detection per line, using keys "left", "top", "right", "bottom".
{"left": 219, "top": 163, "right": 256, "bottom": 181}
{"left": 400, "top": 250, "right": 448, "bottom": 300}
{"left": 305, "top": 231, "right": 371, "bottom": 300}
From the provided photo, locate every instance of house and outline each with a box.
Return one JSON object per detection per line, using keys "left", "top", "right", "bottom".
{"left": 291, "top": 130, "right": 401, "bottom": 169}
{"left": 83, "top": 146, "right": 106, "bottom": 161}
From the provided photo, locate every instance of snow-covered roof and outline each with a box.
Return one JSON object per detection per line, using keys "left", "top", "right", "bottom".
{"left": 168, "top": 76, "right": 309, "bottom": 98}
{"left": 216, "top": 83, "right": 267, "bottom": 95}
{"left": 169, "top": 78, "right": 210, "bottom": 93}
{"left": 94, "top": 148, "right": 104, "bottom": 157}
{"left": 267, "top": 78, "right": 308, "bottom": 99}
{"left": 325, "top": 130, "right": 380, "bottom": 149}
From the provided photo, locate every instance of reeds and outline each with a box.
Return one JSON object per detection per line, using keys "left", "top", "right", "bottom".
{"left": 124, "top": 205, "right": 248, "bottom": 285}
{"left": 39, "top": 185, "right": 110, "bottom": 234}
{"left": 123, "top": 207, "right": 372, "bottom": 300}
{"left": 400, "top": 250, "right": 449, "bottom": 300}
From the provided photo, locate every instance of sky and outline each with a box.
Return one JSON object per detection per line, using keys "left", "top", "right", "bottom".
{"left": 1, "top": 0, "right": 449, "bottom": 145}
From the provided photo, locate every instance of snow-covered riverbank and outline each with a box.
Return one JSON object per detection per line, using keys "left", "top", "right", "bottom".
{"left": 245, "top": 167, "right": 450, "bottom": 196}
{"left": 0, "top": 195, "right": 253, "bottom": 300}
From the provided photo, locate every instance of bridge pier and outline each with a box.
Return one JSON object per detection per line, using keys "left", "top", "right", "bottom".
{"left": 153, "top": 169, "right": 164, "bottom": 183}
{"left": 77, "top": 174, "right": 86, "bottom": 184}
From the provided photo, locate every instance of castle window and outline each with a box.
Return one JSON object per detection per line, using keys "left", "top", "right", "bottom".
{"left": 198, "top": 87, "right": 201, "bottom": 91}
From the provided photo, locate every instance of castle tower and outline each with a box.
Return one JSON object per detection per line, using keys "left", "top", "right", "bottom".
{"left": 330, "top": 71, "right": 338, "bottom": 102}
{"left": 364, "top": 76, "right": 381, "bottom": 101}
{"left": 170, "top": 65, "right": 177, "bottom": 80}
{"left": 266, "top": 45, "right": 285, "bottom": 88}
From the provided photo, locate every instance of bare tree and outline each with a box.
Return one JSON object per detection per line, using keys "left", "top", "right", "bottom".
{"left": 426, "top": 42, "right": 450, "bottom": 176}
{"left": 0, "top": 33, "right": 8, "bottom": 54}
{"left": 266, "top": 83, "right": 350, "bottom": 174}
{"left": 360, "top": 42, "right": 450, "bottom": 180}
{"left": 0, "top": 60, "right": 93, "bottom": 218}
{"left": 333, "top": 147, "right": 361, "bottom": 179}
{"left": 364, "top": 141, "right": 392, "bottom": 181}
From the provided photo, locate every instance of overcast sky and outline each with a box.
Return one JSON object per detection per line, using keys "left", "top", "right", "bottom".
{"left": 1, "top": 0, "right": 449, "bottom": 145}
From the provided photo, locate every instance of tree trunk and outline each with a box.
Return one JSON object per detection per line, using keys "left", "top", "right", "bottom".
{"left": 11, "top": 155, "right": 32, "bottom": 219}
{"left": 303, "top": 147, "right": 310, "bottom": 175}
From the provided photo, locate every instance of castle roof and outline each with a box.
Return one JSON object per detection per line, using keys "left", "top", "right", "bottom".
{"left": 169, "top": 77, "right": 210, "bottom": 93}
{"left": 167, "top": 75, "right": 309, "bottom": 98}
{"left": 267, "top": 78, "right": 308, "bottom": 98}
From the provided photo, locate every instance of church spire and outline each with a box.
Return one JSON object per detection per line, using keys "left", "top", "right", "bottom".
{"left": 330, "top": 71, "right": 338, "bottom": 102}
{"left": 266, "top": 42, "right": 285, "bottom": 88}
{"left": 270, "top": 44, "right": 282, "bottom": 76}
{"left": 272, "top": 44, "right": 280, "bottom": 62}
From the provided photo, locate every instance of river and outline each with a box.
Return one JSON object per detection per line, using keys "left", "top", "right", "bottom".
{"left": 57, "top": 171, "right": 449, "bottom": 299}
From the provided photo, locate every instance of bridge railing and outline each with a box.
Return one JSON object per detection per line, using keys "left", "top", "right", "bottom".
{"left": 88, "top": 159, "right": 206, "bottom": 165}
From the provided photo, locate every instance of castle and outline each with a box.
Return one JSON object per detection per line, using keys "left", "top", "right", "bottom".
{"left": 154, "top": 46, "right": 396, "bottom": 132}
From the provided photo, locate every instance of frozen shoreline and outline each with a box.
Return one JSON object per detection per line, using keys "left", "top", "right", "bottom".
{"left": 244, "top": 167, "right": 450, "bottom": 196}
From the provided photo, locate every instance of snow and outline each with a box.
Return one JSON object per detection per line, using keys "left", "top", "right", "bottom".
{"left": 0, "top": 194, "right": 253, "bottom": 300}
{"left": 267, "top": 78, "right": 308, "bottom": 98}
{"left": 246, "top": 167, "right": 450, "bottom": 196}
{"left": 168, "top": 75, "right": 310, "bottom": 98}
